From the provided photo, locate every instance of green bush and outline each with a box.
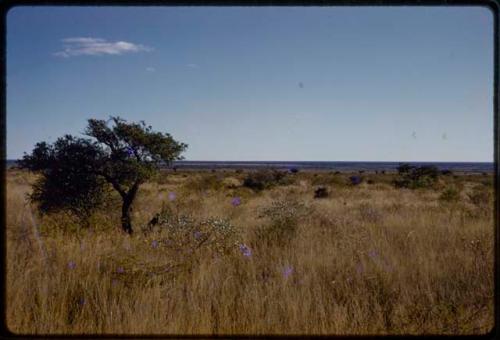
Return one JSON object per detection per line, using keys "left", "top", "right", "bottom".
{"left": 439, "top": 187, "right": 460, "bottom": 203}
{"left": 393, "top": 163, "right": 440, "bottom": 189}
{"left": 242, "top": 170, "right": 291, "bottom": 191}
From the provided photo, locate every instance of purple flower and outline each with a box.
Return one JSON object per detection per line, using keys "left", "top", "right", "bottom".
{"left": 68, "top": 261, "right": 76, "bottom": 270}
{"left": 368, "top": 250, "right": 378, "bottom": 259}
{"left": 231, "top": 197, "right": 241, "bottom": 207}
{"left": 117, "top": 267, "right": 125, "bottom": 274}
{"left": 168, "top": 192, "right": 176, "bottom": 201}
{"left": 79, "top": 298, "right": 86, "bottom": 306}
{"left": 239, "top": 244, "right": 252, "bottom": 257}
{"left": 193, "top": 231, "right": 202, "bottom": 240}
{"left": 283, "top": 266, "right": 294, "bottom": 279}
{"left": 350, "top": 176, "right": 362, "bottom": 185}
{"left": 151, "top": 240, "right": 159, "bottom": 248}
{"left": 126, "top": 147, "right": 134, "bottom": 156}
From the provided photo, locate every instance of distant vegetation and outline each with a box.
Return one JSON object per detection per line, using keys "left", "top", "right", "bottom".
{"left": 242, "top": 170, "right": 292, "bottom": 191}
{"left": 393, "top": 163, "right": 440, "bottom": 189}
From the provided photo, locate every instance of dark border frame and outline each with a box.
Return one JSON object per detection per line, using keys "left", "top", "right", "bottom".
{"left": 0, "top": 1, "right": 497, "bottom": 338}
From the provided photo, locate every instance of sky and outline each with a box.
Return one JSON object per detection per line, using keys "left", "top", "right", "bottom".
{"left": 6, "top": 6, "right": 494, "bottom": 162}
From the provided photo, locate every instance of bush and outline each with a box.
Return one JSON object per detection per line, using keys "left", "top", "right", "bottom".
{"left": 467, "top": 185, "right": 492, "bottom": 210}
{"left": 314, "top": 186, "right": 329, "bottom": 199}
{"left": 19, "top": 137, "right": 110, "bottom": 225}
{"left": 393, "top": 163, "right": 439, "bottom": 189}
{"left": 242, "top": 170, "right": 290, "bottom": 191}
{"left": 256, "top": 199, "right": 307, "bottom": 243}
{"left": 145, "top": 205, "right": 240, "bottom": 256}
{"left": 439, "top": 187, "right": 460, "bottom": 203}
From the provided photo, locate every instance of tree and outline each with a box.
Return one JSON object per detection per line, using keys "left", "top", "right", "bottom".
{"left": 19, "top": 136, "right": 108, "bottom": 224}
{"left": 393, "top": 163, "right": 439, "bottom": 189}
{"left": 19, "top": 116, "right": 188, "bottom": 234}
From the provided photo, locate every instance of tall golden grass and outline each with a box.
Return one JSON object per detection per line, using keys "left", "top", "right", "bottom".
{"left": 6, "top": 169, "right": 494, "bottom": 335}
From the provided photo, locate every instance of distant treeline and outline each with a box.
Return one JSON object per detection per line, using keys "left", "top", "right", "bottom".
{"left": 7, "top": 159, "right": 494, "bottom": 173}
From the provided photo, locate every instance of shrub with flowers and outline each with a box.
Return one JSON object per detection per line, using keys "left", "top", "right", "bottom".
{"left": 146, "top": 205, "right": 241, "bottom": 257}
{"left": 256, "top": 199, "right": 307, "bottom": 244}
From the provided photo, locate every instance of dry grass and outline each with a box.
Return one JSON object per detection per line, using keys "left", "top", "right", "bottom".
{"left": 6, "top": 169, "right": 494, "bottom": 335}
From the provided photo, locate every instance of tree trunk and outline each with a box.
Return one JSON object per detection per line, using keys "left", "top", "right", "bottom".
{"left": 120, "top": 181, "right": 140, "bottom": 234}
{"left": 121, "top": 197, "right": 133, "bottom": 234}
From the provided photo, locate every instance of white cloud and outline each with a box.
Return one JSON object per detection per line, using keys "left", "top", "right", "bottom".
{"left": 54, "top": 37, "right": 153, "bottom": 57}
{"left": 186, "top": 63, "right": 199, "bottom": 69}
{"left": 146, "top": 67, "right": 156, "bottom": 72}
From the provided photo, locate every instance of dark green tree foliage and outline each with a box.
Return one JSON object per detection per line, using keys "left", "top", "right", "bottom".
{"left": 19, "top": 117, "right": 187, "bottom": 234}
{"left": 19, "top": 136, "right": 107, "bottom": 222}
{"left": 393, "top": 163, "right": 440, "bottom": 189}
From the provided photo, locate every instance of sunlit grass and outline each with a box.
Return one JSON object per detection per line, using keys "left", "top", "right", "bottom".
{"left": 6, "top": 169, "right": 494, "bottom": 335}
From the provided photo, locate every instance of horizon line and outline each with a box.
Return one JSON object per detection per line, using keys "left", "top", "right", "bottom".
{"left": 7, "top": 159, "right": 494, "bottom": 164}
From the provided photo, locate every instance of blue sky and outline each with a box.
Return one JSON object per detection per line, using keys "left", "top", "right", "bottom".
{"left": 7, "top": 6, "right": 493, "bottom": 161}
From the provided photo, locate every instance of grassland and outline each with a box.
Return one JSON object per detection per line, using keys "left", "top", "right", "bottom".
{"left": 5, "top": 168, "right": 494, "bottom": 335}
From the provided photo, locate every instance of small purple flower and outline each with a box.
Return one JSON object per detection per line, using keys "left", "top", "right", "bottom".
{"left": 194, "top": 231, "right": 202, "bottom": 240}
{"left": 168, "top": 192, "right": 176, "bottom": 201}
{"left": 350, "top": 176, "right": 362, "bottom": 185}
{"left": 368, "top": 250, "right": 378, "bottom": 259}
{"left": 126, "top": 147, "right": 134, "bottom": 156}
{"left": 117, "top": 267, "right": 125, "bottom": 274}
{"left": 231, "top": 197, "right": 241, "bottom": 207}
{"left": 68, "top": 261, "right": 76, "bottom": 270}
{"left": 151, "top": 240, "right": 159, "bottom": 248}
{"left": 239, "top": 244, "right": 252, "bottom": 257}
{"left": 283, "top": 266, "right": 294, "bottom": 279}
{"left": 79, "top": 298, "right": 86, "bottom": 306}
